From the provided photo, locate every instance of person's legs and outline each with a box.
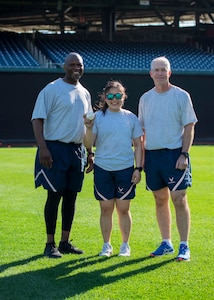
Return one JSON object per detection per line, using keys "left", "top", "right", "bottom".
{"left": 98, "top": 199, "right": 115, "bottom": 256}
{"left": 61, "top": 188, "right": 77, "bottom": 242}
{"left": 116, "top": 199, "right": 132, "bottom": 257}
{"left": 44, "top": 190, "right": 62, "bottom": 244}
{"left": 171, "top": 189, "right": 191, "bottom": 261}
{"left": 99, "top": 199, "right": 115, "bottom": 243}
{"left": 116, "top": 199, "right": 132, "bottom": 243}
{"left": 153, "top": 187, "right": 171, "bottom": 240}
{"left": 58, "top": 188, "right": 83, "bottom": 254}
{"left": 150, "top": 187, "right": 174, "bottom": 256}
{"left": 44, "top": 190, "right": 62, "bottom": 258}
{"left": 171, "top": 189, "right": 190, "bottom": 242}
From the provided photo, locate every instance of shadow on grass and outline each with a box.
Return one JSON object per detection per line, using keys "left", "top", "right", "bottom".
{"left": 0, "top": 255, "right": 44, "bottom": 272}
{"left": 0, "top": 254, "right": 175, "bottom": 299}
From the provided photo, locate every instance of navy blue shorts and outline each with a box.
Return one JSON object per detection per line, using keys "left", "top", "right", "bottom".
{"left": 34, "top": 141, "right": 86, "bottom": 192}
{"left": 94, "top": 164, "right": 136, "bottom": 201}
{"left": 144, "top": 148, "right": 192, "bottom": 191}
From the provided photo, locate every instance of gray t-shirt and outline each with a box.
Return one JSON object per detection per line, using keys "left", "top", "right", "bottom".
{"left": 32, "top": 78, "right": 92, "bottom": 143}
{"left": 93, "top": 109, "right": 143, "bottom": 171}
{"left": 138, "top": 85, "right": 198, "bottom": 150}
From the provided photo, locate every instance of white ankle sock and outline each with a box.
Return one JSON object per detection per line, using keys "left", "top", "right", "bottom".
{"left": 163, "top": 239, "right": 172, "bottom": 246}
{"left": 122, "top": 242, "right": 128, "bottom": 246}
{"left": 180, "top": 241, "right": 188, "bottom": 246}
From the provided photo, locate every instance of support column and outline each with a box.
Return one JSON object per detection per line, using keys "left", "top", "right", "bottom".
{"left": 102, "top": 7, "right": 116, "bottom": 41}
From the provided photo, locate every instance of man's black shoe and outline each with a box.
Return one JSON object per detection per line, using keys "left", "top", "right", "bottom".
{"left": 44, "top": 242, "right": 62, "bottom": 258}
{"left": 59, "top": 240, "right": 84, "bottom": 254}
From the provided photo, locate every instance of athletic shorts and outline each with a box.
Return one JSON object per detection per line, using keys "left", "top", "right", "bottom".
{"left": 34, "top": 140, "right": 86, "bottom": 192}
{"left": 94, "top": 164, "right": 136, "bottom": 201}
{"left": 144, "top": 148, "right": 192, "bottom": 191}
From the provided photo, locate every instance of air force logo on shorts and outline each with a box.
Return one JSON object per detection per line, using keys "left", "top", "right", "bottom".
{"left": 94, "top": 164, "right": 136, "bottom": 200}
{"left": 34, "top": 141, "right": 85, "bottom": 192}
{"left": 145, "top": 148, "right": 192, "bottom": 191}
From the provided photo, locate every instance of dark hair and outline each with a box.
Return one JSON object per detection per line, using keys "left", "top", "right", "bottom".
{"left": 94, "top": 80, "right": 127, "bottom": 114}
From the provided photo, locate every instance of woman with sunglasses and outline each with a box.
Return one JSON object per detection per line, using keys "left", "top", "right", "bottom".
{"left": 84, "top": 80, "right": 143, "bottom": 257}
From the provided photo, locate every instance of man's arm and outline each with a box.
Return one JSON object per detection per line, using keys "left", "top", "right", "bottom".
{"left": 176, "top": 122, "right": 195, "bottom": 170}
{"left": 32, "top": 118, "right": 53, "bottom": 168}
{"left": 181, "top": 123, "right": 195, "bottom": 153}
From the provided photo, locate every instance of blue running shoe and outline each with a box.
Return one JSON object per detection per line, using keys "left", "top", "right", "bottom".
{"left": 176, "top": 244, "right": 190, "bottom": 261}
{"left": 150, "top": 241, "right": 174, "bottom": 257}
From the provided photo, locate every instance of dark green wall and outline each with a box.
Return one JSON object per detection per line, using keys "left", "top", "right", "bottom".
{"left": 0, "top": 70, "right": 213, "bottom": 144}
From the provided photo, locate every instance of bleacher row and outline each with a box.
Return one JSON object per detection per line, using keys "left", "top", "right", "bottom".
{"left": 1, "top": 32, "right": 214, "bottom": 72}
{"left": 0, "top": 34, "right": 40, "bottom": 68}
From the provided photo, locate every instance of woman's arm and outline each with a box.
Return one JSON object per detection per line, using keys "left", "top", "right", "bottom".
{"left": 132, "top": 136, "right": 143, "bottom": 184}
{"left": 83, "top": 113, "right": 97, "bottom": 151}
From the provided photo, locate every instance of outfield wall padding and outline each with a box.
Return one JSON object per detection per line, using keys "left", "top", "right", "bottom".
{"left": 0, "top": 70, "right": 213, "bottom": 144}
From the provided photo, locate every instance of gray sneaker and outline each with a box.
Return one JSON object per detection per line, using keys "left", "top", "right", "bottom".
{"left": 99, "top": 243, "right": 113, "bottom": 257}
{"left": 118, "top": 243, "right": 131, "bottom": 257}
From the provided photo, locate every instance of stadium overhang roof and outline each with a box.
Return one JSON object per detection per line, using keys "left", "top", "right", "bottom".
{"left": 0, "top": 0, "right": 214, "bottom": 34}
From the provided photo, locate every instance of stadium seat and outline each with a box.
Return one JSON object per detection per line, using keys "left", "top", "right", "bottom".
{"left": 1, "top": 32, "right": 214, "bottom": 71}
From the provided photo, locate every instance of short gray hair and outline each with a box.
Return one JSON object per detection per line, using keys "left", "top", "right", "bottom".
{"left": 150, "top": 56, "right": 171, "bottom": 71}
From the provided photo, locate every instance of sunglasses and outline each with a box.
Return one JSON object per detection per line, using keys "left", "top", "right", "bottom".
{"left": 106, "top": 93, "right": 123, "bottom": 100}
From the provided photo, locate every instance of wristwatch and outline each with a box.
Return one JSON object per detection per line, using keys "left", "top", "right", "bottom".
{"left": 134, "top": 167, "right": 143, "bottom": 172}
{"left": 181, "top": 152, "right": 189, "bottom": 158}
{"left": 87, "top": 151, "right": 94, "bottom": 157}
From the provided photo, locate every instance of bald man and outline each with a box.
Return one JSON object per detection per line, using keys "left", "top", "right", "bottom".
{"left": 32, "top": 53, "right": 93, "bottom": 258}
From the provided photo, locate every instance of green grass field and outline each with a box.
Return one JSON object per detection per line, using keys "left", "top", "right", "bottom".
{"left": 0, "top": 146, "right": 213, "bottom": 300}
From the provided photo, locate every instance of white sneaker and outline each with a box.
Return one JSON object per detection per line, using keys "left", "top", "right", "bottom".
{"left": 118, "top": 243, "right": 131, "bottom": 257}
{"left": 99, "top": 243, "right": 113, "bottom": 257}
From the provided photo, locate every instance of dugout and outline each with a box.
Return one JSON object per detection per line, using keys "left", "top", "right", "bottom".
{"left": 0, "top": 68, "right": 213, "bottom": 145}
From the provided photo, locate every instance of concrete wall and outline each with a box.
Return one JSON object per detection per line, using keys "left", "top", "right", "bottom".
{"left": 0, "top": 70, "right": 213, "bottom": 144}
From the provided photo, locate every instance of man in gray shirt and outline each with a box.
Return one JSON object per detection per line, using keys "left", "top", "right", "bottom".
{"left": 138, "top": 56, "right": 198, "bottom": 261}
{"left": 32, "top": 52, "right": 93, "bottom": 258}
